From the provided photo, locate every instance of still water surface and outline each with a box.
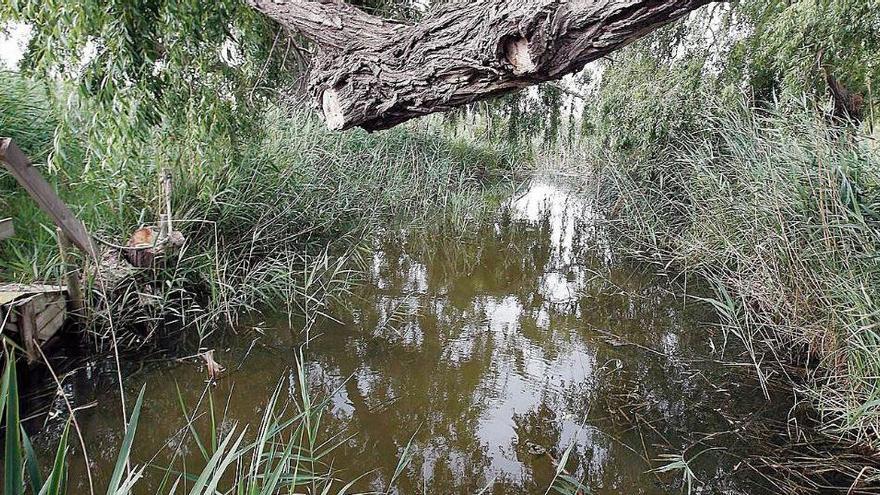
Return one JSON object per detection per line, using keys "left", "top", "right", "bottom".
{"left": 36, "top": 177, "right": 789, "bottom": 494}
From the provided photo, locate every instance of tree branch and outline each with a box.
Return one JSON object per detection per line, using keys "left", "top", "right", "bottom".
{"left": 249, "top": 0, "right": 405, "bottom": 50}
{"left": 251, "top": 0, "right": 715, "bottom": 131}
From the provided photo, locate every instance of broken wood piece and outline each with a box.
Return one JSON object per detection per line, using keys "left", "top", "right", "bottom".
{"left": 0, "top": 138, "right": 98, "bottom": 258}
{"left": 0, "top": 284, "right": 67, "bottom": 362}
{"left": 56, "top": 227, "right": 85, "bottom": 319}
{"left": 0, "top": 218, "right": 13, "bottom": 241}
{"left": 200, "top": 349, "right": 225, "bottom": 381}
{"left": 160, "top": 169, "right": 173, "bottom": 234}
{"left": 158, "top": 214, "right": 170, "bottom": 239}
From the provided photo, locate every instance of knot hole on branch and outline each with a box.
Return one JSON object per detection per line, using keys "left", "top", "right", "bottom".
{"left": 503, "top": 37, "right": 536, "bottom": 75}
{"left": 322, "top": 88, "right": 345, "bottom": 131}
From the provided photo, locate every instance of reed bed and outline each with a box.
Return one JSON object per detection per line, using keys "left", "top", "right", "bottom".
{"left": 0, "top": 348, "right": 417, "bottom": 495}
{"left": 559, "top": 102, "right": 880, "bottom": 450}
{"left": 0, "top": 71, "right": 512, "bottom": 347}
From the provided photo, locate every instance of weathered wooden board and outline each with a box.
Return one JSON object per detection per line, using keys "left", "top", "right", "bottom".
{"left": 0, "top": 284, "right": 66, "bottom": 305}
{"left": 0, "top": 138, "right": 97, "bottom": 257}
{"left": 0, "top": 284, "right": 68, "bottom": 362}
{"left": 0, "top": 218, "right": 13, "bottom": 241}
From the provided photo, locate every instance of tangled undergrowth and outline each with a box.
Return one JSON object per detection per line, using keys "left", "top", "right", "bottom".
{"left": 0, "top": 71, "right": 514, "bottom": 348}
{"left": 558, "top": 102, "right": 880, "bottom": 450}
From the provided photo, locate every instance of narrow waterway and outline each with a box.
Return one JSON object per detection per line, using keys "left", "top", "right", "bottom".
{"left": 35, "top": 176, "right": 797, "bottom": 494}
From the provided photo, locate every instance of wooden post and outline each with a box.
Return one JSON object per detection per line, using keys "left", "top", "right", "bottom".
{"left": 0, "top": 218, "right": 13, "bottom": 241}
{"left": 56, "top": 227, "right": 84, "bottom": 319}
{"left": 0, "top": 138, "right": 98, "bottom": 258}
{"left": 160, "top": 169, "right": 173, "bottom": 234}
{"left": 158, "top": 214, "right": 170, "bottom": 239}
{"left": 20, "top": 299, "right": 37, "bottom": 362}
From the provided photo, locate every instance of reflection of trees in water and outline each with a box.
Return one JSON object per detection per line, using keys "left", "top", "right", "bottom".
{"left": 311, "top": 181, "right": 740, "bottom": 493}
{"left": 302, "top": 180, "right": 772, "bottom": 493}
{"left": 40, "top": 179, "right": 857, "bottom": 494}
{"left": 305, "top": 296, "right": 499, "bottom": 492}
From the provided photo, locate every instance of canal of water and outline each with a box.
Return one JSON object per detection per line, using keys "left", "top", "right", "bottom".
{"left": 33, "top": 176, "right": 804, "bottom": 494}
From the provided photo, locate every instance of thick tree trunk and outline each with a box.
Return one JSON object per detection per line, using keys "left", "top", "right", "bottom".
{"left": 250, "top": 0, "right": 713, "bottom": 131}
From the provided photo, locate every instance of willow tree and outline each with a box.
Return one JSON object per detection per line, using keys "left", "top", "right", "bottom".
{"left": 249, "top": 0, "right": 715, "bottom": 131}
{"left": 3, "top": 0, "right": 717, "bottom": 151}
{"left": 0, "top": 0, "right": 299, "bottom": 173}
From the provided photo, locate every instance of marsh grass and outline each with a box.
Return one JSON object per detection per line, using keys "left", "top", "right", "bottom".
{"left": 0, "top": 71, "right": 512, "bottom": 347}
{"left": 560, "top": 101, "right": 880, "bottom": 449}
{"left": 0, "top": 348, "right": 396, "bottom": 494}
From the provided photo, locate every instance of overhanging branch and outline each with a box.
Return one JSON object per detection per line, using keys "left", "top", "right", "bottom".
{"left": 251, "top": 0, "right": 714, "bottom": 131}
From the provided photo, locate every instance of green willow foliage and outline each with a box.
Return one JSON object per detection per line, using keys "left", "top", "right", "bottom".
{"left": 442, "top": 0, "right": 878, "bottom": 149}
{"left": 589, "top": 50, "right": 707, "bottom": 154}
{"left": 581, "top": 0, "right": 879, "bottom": 155}
{"left": 1, "top": 0, "right": 297, "bottom": 175}
{"left": 0, "top": 0, "right": 443, "bottom": 177}
{"left": 729, "top": 0, "right": 880, "bottom": 103}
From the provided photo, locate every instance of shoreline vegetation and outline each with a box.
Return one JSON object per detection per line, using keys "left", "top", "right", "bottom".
{"left": 561, "top": 90, "right": 880, "bottom": 452}
{"left": 2, "top": 0, "right": 880, "bottom": 492}
{"left": 1, "top": 70, "right": 517, "bottom": 346}
{"left": 560, "top": 103, "right": 880, "bottom": 447}
{"left": 0, "top": 72, "right": 523, "bottom": 494}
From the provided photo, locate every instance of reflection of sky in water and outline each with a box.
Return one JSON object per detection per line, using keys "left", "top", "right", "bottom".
{"left": 462, "top": 293, "right": 597, "bottom": 480}
{"left": 303, "top": 178, "right": 713, "bottom": 492}
{"left": 45, "top": 177, "right": 785, "bottom": 495}
{"left": 510, "top": 181, "right": 583, "bottom": 266}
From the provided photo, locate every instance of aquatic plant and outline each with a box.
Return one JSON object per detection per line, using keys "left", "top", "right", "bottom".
{"left": 0, "top": 349, "right": 383, "bottom": 494}
{"left": 649, "top": 448, "right": 721, "bottom": 495}
{"left": 573, "top": 101, "right": 880, "bottom": 450}
{"left": 2, "top": 350, "right": 81, "bottom": 495}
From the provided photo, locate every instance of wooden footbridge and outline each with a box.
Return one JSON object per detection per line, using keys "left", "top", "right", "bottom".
{"left": 0, "top": 138, "right": 93, "bottom": 361}
{"left": 1, "top": 137, "right": 181, "bottom": 362}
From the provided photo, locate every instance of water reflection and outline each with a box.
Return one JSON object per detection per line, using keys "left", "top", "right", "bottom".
{"left": 293, "top": 179, "right": 745, "bottom": 494}
{"left": 37, "top": 177, "right": 787, "bottom": 494}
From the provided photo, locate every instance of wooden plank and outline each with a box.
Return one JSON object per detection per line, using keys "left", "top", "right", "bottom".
{"left": 20, "top": 301, "right": 37, "bottom": 362}
{"left": 0, "top": 306, "right": 18, "bottom": 333}
{"left": 34, "top": 296, "right": 65, "bottom": 340}
{"left": 0, "top": 284, "right": 66, "bottom": 306}
{"left": 0, "top": 218, "right": 13, "bottom": 241}
{"left": 0, "top": 283, "right": 67, "bottom": 293}
{"left": 0, "top": 138, "right": 97, "bottom": 258}
{"left": 0, "top": 292, "right": 27, "bottom": 306}
{"left": 56, "top": 228, "right": 84, "bottom": 317}
{"left": 1, "top": 290, "right": 67, "bottom": 361}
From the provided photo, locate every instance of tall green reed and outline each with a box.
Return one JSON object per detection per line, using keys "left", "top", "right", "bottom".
{"left": 1, "top": 71, "right": 512, "bottom": 347}
{"left": 0, "top": 349, "right": 385, "bottom": 494}
{"left": 566, "top": 101, "right": 880, "bottom": 447}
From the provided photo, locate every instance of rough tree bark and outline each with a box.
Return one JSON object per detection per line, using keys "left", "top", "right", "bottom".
{"left": 823, "top": 68, "right": 864, "bottom": 124}
{"left": 249, "top": 0, "right": 714, "bottom": 131}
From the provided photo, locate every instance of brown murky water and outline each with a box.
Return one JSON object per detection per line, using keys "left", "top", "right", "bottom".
{"left": 33, "top": 177, "right": 793, "bottom": 494}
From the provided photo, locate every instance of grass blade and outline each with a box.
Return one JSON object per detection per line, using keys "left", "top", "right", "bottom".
{"left": 106, "top": 385, "right": 146, "bottom": 495}
{"left": 21, "top": 427, "right": 43, "bottom": 493}
{"left": 5, "top": 354, "right": 23, "bottom": 495}
{"left": 39, "top": 421, "right": 70, "bottom": 495}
